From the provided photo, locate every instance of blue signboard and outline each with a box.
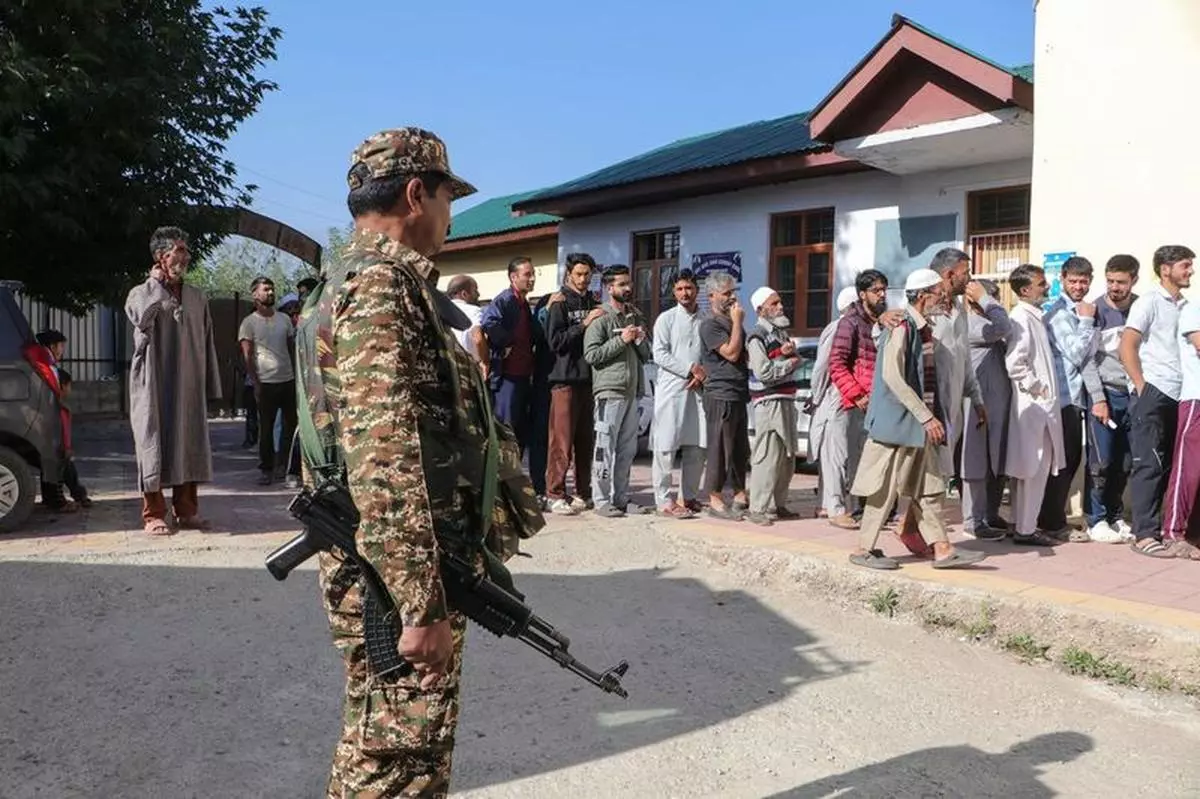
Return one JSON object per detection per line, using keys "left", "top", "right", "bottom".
{"left": 691, "top": 251, "right": 742, "bottom": 281}
{"left": 1042, "top": 251, "right": 1075, "bottom": 303}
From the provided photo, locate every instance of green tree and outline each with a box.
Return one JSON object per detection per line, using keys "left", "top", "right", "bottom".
{"left": 0, "top": 1, "right": 282, "bottom": 312}
{"left": 324, "top": 223, "right": 355, "bottom": 267}
{"left": 189, "top": 236, "right": 308, "bottom": 299}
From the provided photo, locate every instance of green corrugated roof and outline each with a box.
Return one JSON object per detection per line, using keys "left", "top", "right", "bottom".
{"left": 447, "top": 189, "right": 559, "bottom": 241}
{"left": 518, "top": 18, "right": 1033, "bottom": 208}
{"left": 519, "top": 112, "right": 824, "bottom": 204}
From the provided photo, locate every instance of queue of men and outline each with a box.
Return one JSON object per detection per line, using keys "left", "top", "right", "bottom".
{"left": 118, "top": 124, "right": 1198, "bottom": 796}
{"left": 457, "top": 242, "right": 1200, "bottom": 568}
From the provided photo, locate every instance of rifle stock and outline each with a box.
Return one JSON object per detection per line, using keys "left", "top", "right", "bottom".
{"left": 266, "top": 485, "right": 629, "bottom": 698}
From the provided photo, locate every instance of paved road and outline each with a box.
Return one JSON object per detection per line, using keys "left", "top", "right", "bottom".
{"left": 3, "top": 516, "right": 1198, "bottom": 798}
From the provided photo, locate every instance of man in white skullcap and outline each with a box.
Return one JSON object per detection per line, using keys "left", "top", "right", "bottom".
{"left": 847, "top": 268, "right": 987, "bottom": 571}
{"left": 808, "top": 285, "right": 860, "bottom": 519}
{"left": 745, "top": 286, "right": 805, "bottom": 525}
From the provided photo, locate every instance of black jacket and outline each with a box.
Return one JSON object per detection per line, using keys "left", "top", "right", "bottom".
{"left": 544, "top": 285, "right": 597, "bottom": 385}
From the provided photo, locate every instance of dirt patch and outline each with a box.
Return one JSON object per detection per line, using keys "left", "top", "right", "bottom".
{"left": 657, "top": 525, "right": 1200, "bottom": 696}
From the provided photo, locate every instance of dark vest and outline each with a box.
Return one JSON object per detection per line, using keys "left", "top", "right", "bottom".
{"left": 864, "top": 316, "right": 930, "bottom": 449}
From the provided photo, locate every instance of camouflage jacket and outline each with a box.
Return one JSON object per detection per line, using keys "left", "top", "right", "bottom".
{"left": 306, "top": 229, "right": 540, "bottom": 628}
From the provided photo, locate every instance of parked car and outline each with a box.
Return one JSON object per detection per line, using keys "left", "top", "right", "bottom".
{"left": 0, "top": 282, "right": 63, "bottom": 531}
{"left": 746, "top": 338, "right": 820, "bottom": 469}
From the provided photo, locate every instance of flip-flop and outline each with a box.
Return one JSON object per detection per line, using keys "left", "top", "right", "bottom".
{"left": 931, "top": 549, "right": 987, "bottom": 569}
{"left": 1130, "top": 539, "right": 1173, "bottom": 558}
{"left": 707, "top": 506, "right": 744, "bottom": 521}
{"left": 144, "top": 519, "right": 175, "bottom": 537}
{"left": 1164, "top": 540, "right": 1200, "bottom": 561}
{"left": 849, "top": 551, "right": 899, "bottom": 570}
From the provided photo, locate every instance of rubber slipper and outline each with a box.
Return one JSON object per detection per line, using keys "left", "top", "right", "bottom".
{"left": 707, "top": 506, "right": 744, "bottom": 521}
{"left": 931, "top": 549, "right": 987, "bottom": 569}
{"left": 1130, "top": 539, "right": 1173, "bottom": 558}
{"left": 144, "top": 520, "right": 175, "bottom": 537}
{"left": 849, "top": 552, "right": 899, "bottom": 570}
{"left": 1163, "top": 540, "right": 1200, "bottom": 561}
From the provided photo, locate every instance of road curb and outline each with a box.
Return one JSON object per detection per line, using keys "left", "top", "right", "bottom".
{"left": 652, "top": 519, "right": 1200, "bottom": 691}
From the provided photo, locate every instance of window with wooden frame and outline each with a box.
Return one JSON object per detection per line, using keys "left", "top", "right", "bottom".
{"left": 966, "top": 185, "right": 1031, "bottom": 305}
{"left": 768, "top": 208, "right": 835, "bottom": 336}
{"left": 631, "top": 228, "right": 681, "bottom": 323}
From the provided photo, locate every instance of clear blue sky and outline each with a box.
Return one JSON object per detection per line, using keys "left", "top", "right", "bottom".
{"left": 224, "top": 1, "right": 1034, "bottom": 243}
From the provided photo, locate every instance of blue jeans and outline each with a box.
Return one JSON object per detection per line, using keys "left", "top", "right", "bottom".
{"left": 1085, "top": 389, "right": 1131, "bottom": 527}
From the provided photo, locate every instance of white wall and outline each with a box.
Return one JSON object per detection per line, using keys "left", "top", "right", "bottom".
{"left": 1031, "top": 0, "right": 1200, "bottom": 296}
{"left": 555, "top": 159, "right": 1031, "bottom": 309}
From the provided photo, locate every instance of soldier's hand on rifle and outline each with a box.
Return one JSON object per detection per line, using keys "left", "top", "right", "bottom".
{"left": 400, "top": 619, "right": 454, "bottom": 688}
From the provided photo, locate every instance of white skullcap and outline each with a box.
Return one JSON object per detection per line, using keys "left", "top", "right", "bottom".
{"left": 836, "top": 286, "right": 857, "bottom": 313}
{"left": 750, "top": 286, "right": 777, "bottom": 311}
{"left": 905, "top": 268, "right": 942, "bottom": 292}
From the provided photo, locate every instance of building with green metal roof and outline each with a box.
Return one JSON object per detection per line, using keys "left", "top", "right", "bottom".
{"left": 507, "top": 15, "right": 1037, "bottom": 331}
{"left": 437, "top": 190, "right": 561, "bottom": 301}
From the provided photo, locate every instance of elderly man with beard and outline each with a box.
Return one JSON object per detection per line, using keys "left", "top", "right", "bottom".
{"left": 700, "top": 272, "right": 751, "bottom": 520}
{"left": 848, "top": 269, "right": 987, "bottom": 571}
{"left": 744, "top": 286, "right": 805, "bottom": 526}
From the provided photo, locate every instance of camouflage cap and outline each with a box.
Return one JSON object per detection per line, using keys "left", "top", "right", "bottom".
{"left": 347, "top": 127, "right": 477, "bottom": 200}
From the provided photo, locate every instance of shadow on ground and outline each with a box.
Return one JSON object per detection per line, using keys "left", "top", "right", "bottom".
{"left": 766, "top": 731, "right": 1094, "bottom": 798}
{"left": 0, "top": 559, "right": 866, "bottom": 797}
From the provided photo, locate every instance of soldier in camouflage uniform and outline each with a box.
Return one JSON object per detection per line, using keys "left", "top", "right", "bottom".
{"left": 304, "top": 128, "right": 529, "bottom": 798}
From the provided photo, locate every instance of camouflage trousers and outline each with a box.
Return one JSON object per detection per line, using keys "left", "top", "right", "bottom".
{"left": 320, "top": 554, "right": 468, "bottom": 798}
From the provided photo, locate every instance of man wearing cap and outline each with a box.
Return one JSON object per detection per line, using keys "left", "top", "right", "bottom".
{"left": 305, "top": 128, "right": 485, "bottom": 796}
{"left": 808, "top": 286, "right": 859, "bottom": 520}
{"left": 745, "top": 286, "right": 804, "bottom": 525}
{"left": 848, "top": 268, "right": 987, "bottom": 571}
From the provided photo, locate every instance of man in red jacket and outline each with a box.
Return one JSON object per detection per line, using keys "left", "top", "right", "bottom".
{"left": 828, "top": 269, "right": 901, "bottom": 529}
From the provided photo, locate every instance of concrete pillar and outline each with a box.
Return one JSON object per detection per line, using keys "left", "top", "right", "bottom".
{"left": 1030, "top": 0, "right": 1200, "bottom": 293}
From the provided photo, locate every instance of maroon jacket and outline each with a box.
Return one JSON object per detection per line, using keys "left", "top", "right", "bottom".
{"left": 829, "top": 301, "right": 878, "bottom": 410}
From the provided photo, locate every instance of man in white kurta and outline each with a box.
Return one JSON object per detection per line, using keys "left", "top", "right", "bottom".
{"left": 1004, "top": 264, "right": 1066, "bottom": 546}
{"left": 809, "top": 286, "right": 858, "bottom": 518}
{"left": 651, "top": 271, "right": 707, "bottom": 517}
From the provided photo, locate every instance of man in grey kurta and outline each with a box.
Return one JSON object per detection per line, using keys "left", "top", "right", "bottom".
{"left": 746, "top": 287, "right": 803, "bottom": 526}
{"left": 125, "top": 226, "right": 222, "bottom": 535}
{"left": 959, "top": 280, "right": 1012, "bottom": 538}
{"left": 809, "top": 286, "right": 859, "bottom": 518}
{"left": 650, "top": 271, "right": 706, "bottom": 517}
{"left": 926, "top": 248, "right": 988, "bottom": 480}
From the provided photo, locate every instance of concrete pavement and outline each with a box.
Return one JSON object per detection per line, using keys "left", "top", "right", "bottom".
{"left": 3, "top": 504, "right": 1199, "bottom": 797}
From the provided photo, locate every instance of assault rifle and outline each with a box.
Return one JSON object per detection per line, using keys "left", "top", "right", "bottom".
{"left": 265, "top": 483, "right": 629, "bottom": 698}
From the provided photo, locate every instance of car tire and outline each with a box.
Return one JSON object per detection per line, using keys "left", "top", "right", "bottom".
{"left": 0, "top": 445, "right": 36, "bottom": 532}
